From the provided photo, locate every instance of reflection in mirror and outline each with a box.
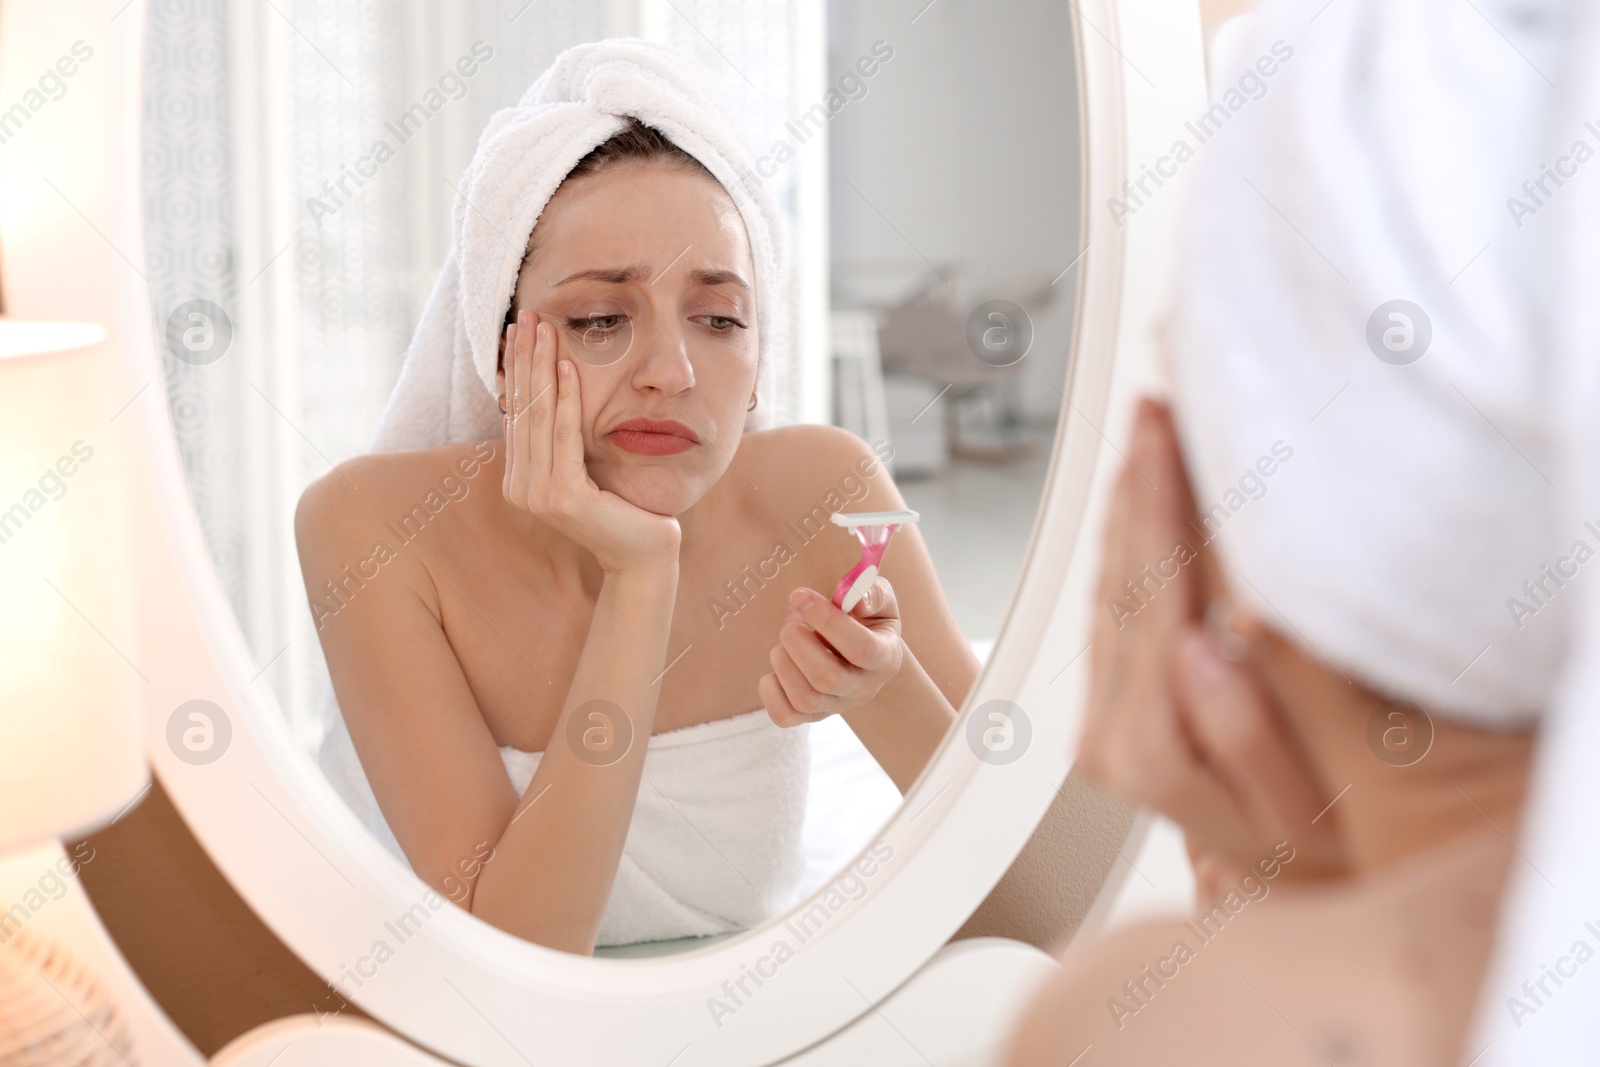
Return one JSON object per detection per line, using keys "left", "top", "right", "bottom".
{"left": 143, "top": 1, "right": 1078, "bottom": 957}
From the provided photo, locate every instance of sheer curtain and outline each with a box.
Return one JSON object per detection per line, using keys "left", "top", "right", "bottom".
{"left": 143, "top": 0, "right": 824, "bottom": 746}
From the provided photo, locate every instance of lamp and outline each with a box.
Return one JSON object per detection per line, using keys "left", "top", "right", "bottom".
{"left": 0, "top": 322, "right": 148, "bottom": 1065}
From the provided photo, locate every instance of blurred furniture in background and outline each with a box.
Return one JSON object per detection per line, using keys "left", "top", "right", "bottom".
{"left": 833, "top": 260, "right": 1065, "bottom": 473}
{"left": 832, "top": 308, "right": 948, "bottom": 479}
{"left": 882, "top": 372, "right": 952, "bottom": 479}
{"left": 830, "top": 309, "right": 892, "bottom": 459}
{"left": 831, "top": 307, "right": 954, "bottom": 480}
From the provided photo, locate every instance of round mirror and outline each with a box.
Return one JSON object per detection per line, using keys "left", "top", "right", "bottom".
{"left": 122, "top": 0, "right": 1164, "bottom": 1059}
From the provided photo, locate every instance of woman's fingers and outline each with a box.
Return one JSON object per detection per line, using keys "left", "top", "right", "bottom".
{"left": 789, "top": 586, "right": 892, "bottom": 669}
{"left": 1083, "top": 402, "right": 1200, "bottom": 772}
{"left": 1144, "top": 399, "right": 1203, "bottom": 537}
{"left": 1170, "top": 627, "right": 1346, "bottom": 873}
{"left": 523, "top": 312, "right": 552, "bottom": 479}
{"left": 1085, "top": 460, "right": 1141, "bottom": 755}
{"left": 1077, "top": 396, "right": 1348, "bottom": 880}
{"left": 502, "top": 321, "right": 517, "bottom": 494}
{"left": 849, "top": 575, "right": 899, "bottom": 623}
{"left": 768, "top": 642, "right": 827, "bottom": 719}
{"left": 508, "top": 315, "right": 531, "bottom": 492}
{"left": 1092, "top": 404, "right": 1186, "bottom": 717}
{"left": 1160, "top": 762, "right": 1282, "bottom": 866}
{"left": 1187, "top": 840, "right": 1244, "bottom": 904}
{"left": 759, "top": 579, "right": 903, "bottom": 728}
{"left": 1174, "top": 630, "right": 1321, "bottom": 823}
{"left": 1172, "top": 630, "right": 1303, "bottom": 816}
{"left": 504, "top": 311, "right": 560, "bottom": 507}
{"left": 1125, "top": 399, "right": 1201, "bottom": 630}
{"left": 758, "top": 670, "right": 810, "bottom": 728}
{"left": 1088, "top": 440, "right": 1137, "bottom": 687}
{"left": 780, "top": 614, "right": 861, "bottom": 697}
{"left": 1091, "top": 695, "right": 1210, "bottom": 814}
{"left": 1082, "top": 397, "right": 1237, "bottom": 848}
{"left": 550, "top": 355, "right": 587, "bottom": 491}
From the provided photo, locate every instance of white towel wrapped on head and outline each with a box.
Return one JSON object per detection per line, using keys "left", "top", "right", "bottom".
{"left": 1165, "top": 0, "right": 1578, "bottom": 729}
{"left": 369, "top": 36, "right": 787, "bottom": 452}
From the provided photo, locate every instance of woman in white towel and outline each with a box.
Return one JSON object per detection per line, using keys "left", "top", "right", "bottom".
{"left": 1004, "top": 401, "right": 1536, "bottom": 1065}
{"left": 295, "top": 107, "right": 979, "bottom": 953}
{"left": 1001, "top": 0, "right": 1586, "bottom": 1058}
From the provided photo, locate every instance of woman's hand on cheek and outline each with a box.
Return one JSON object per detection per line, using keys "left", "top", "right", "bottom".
{"left": 1076, "top": 398, "right": 1348, "bottom": 881}
{"left": 502, "top": 308, "right": 681, "bottom": 575}
{"left": 759, "top": 579, "right": 904, "bottom": 727}
{"left": 1170, "top": 627, "right": 1349, "bottom": 880}
{"left": 1077, "top": 400, "right": 1221, "bottom": 827}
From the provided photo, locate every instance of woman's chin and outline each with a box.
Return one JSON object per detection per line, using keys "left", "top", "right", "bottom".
{"left": 594, "top": 468, "right": 699, "bottom": 517}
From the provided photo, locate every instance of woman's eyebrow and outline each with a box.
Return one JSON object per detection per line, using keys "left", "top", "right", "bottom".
{"left": 685, "top": 268, "right": 749, "bottom": 291}
{"left": 553, "top": 265, "right": 650, "bottom": 286}
{"left": 550, "top": 265, "right": 749, "bottom": 290}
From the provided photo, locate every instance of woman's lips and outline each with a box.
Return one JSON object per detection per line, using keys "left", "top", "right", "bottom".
{"left": 607, "top": 418, "right": 700, "bottom": 456}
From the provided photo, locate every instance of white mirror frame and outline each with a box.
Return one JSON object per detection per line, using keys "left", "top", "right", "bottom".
{"left": 100, "top": 1, "right": 1207, "bottom": 1062}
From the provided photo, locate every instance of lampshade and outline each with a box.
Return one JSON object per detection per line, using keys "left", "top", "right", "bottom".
{"left": 0, "top": 322, "right": 148, "bottom": 853}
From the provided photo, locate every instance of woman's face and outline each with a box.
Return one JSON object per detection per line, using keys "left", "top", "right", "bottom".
{"left": 497, "top": 158, "right": 760, "bottom": 517}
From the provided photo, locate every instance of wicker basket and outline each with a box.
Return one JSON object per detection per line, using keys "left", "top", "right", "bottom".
{"left": 0, "top": 925, "right": 138, "bottom": 1066}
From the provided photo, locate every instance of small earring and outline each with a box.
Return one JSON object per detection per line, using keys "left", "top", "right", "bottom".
{"left": 747, "top": 392, "right": 758, "bottom": 412}
{"left": 498, "top": 394, "right": 509, "bottom": 415}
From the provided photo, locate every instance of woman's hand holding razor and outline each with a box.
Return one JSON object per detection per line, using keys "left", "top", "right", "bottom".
{"left": 760, "top": 578, "right": 905, "bottom": 726}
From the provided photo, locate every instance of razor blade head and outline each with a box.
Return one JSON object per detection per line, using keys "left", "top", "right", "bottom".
{"left": 830, "top": 509, "right": 920, "bottom": 528}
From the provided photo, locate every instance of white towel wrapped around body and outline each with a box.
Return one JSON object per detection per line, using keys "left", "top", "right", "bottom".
{"left": 321, "top": 707, "right": 810, "bottom": 946}
{"left": 500, "top": 710, "right": 810, "bottom": 946}
{"left": 369, "top": 36, "right": 786, "bottom": 451}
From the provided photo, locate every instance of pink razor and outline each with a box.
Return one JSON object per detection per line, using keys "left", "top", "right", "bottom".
{"left": 830, "top": 510, "right": 920, "bottom": 613}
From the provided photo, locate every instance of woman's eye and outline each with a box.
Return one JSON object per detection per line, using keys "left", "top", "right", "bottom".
{"left": 567, "top": 314, "right": 625, "bottom": 334}
{"left": 698, "top": 315, "right": 745, "bottom": 333}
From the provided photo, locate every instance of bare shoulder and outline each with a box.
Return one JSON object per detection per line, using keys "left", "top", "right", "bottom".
{"left": 294, "top": 441, "right": 499, "bottom": 544}
{"left": 293, "top": 440, "right": 502, "bottom": 616}
{"left": 1003, "top": 833, "right": 1512, "bottom": 1067}
{"left": 1001, "top": 915, "right": 1196, "bottom": 1065}
{"left": 732, "top": 423, "right": 903, "bottom": 522}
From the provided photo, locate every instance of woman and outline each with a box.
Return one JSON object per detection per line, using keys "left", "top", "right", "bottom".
{"left": 1003, "top": 400, "right": 1536, "bottom": 1065}
{"left": 295, "top": 61, "right": 980, "bottom": 954}
{"left": 1003, "top": 0, "right": 1571, "bottom": 1058}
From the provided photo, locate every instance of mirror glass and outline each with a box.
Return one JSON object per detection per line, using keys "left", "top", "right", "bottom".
{"left": 142, "top": 0, "right": 1080, "bottom": 958}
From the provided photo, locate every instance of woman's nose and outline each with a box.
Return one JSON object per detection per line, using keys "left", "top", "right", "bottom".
{"left": 628, "top": 315, "right": 695, "bottom": 397}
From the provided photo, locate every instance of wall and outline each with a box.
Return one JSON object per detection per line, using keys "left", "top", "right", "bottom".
{"left": 827, "top": 0, "right": 1081, "bottom": 424}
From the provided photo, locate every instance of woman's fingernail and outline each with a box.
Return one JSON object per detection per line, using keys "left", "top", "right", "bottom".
{"left": 1203, "top": 598, "right": 1255, "bottom": 661}
{"left": 790, "top": 588, "right": 817, "bottom": 610}
{"left": 1138, "top": 400, "right": 1162, "bottom": 437}
{"left": 1184, "top": 635, "right": 1230, "bottom": 687}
